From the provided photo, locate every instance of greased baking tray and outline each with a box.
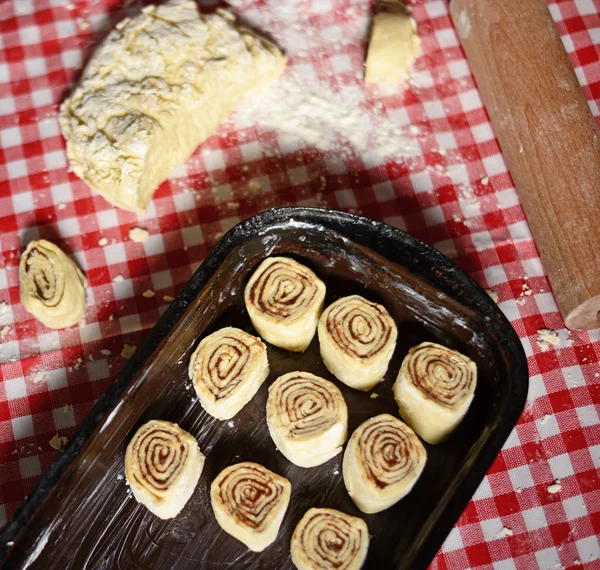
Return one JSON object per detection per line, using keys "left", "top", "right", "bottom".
{"left": 0, "top": 208, "right": 528, "bottom": 570}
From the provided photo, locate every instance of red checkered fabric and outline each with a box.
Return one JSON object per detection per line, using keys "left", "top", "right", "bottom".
{"left": 1, "top": 0, "right": 599, "bottom": 568}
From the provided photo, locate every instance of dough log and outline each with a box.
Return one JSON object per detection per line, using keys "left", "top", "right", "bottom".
{"left": 210, "top": 461, "right": 291, "bottom": 552}
{"left": 291, "top": 508, "right": 369, "bottom": 570}
{"left": 60, "top": 0, "right": 286, "bottom": 212}
{"left": 393, "top": 342, "right": 477, "bottom": 444}
{"left": 266, "top": 371, "right": 348, "bottom": 468}
{"left": 342, "top": 414, "right": 426, "bottom": 514}
{"left": 245, "top": 257, "right": 326, "bottom": 352}
{"left": 365, "top": 0, "right": 419, "bottom": 86}
{"left": 19, "top": 239, "right": 87, "bottom": 329}
{"left": 318, "top": 295, "right": 397, "bottom": 390}
{"left": 125, "top": 420, "right": 205, "bottom": 519}
{"left": 188, "top": 327, "right": 269, "bottom": 420}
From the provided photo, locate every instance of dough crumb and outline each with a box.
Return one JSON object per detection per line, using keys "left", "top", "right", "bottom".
{"left": 481, "top": 176, "right": 490, "bottom": 185}
{"left": 0, "top": 301, "right": 8, "bottom": 315}
{"left": 129, "top": 227, "right": 149, "bottom": 243}
{"left": 370, "top": 392, "right": 379, "bottom": 399}
{"left": 65, "top": 2, "right": 76, "bottom": 10}
{"left": 32, "top": 369, "right": 46, "bottom": 384}
{"left": 113, "top": 274, "right": 124, "bottom": 282}
{"left": 515, "top": 487, "right": 522, "bottom": 493}
{"left": 486, "top": 289, "right": 499, "bottom": 303}
{"left": 163, "top": 295, "right": 175, "bottom": 302}
{"left": 49, "top": 434, "right": 69, "bottom": 450}
{"left": 98, "top": 237, "right": 108, "bottom": 246}
{"left": 539, "top": 414, "right": 551, "bottom": 424}
{"left": 547, "top": 480, "right": 562, "bottom": 494}
{"left": 142, "top": 290, "right": 155, "bottom": 298}
{"left": 0, "top": 325, "right": 9, "bottom": 340}
{"left": 227, "top": 421, "right": 235, "bottom": 428}
{"left": 333, "top": 470, "right": 339, "bottom": 475}
{"left": 63, "top": 404, "right": 70, "bottom": 414}
{"left": 57, "top": 203, "right": 67, "bottom": 209}
{"left": 249, "top": 180, "right": 263, "bottom": 192}
{"left": 495, "top": 526, "right": 513, "bottom": 539}
{"left": 76, "top": 16, "right": 89, "bottom": 30}
{"left": 109, "top": 314, "right": 114, "bottom": 321}
{"left": 121, "top": 344, "right": 136, "bottom": 359}
{"left": 537, "top": 329, "right": 559, "bottom": 352}
{"left": 73, "top": 357, "right": 83, "bottom": 370}
{"left": 100, "top": 349, "right": 112, "bottom": 356}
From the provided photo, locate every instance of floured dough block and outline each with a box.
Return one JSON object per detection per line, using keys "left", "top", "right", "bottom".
{"left": 188, "top": 327, "right": 269, "bottom": 420}
{"left": 343, "top": 414, "right": 426, "bottom": 513}
{"left": 365, "top": 0, "right": 419, "bottom": 85}
{"left": 245, "top": 257, "right": 326, "bottom": 352}
{"left": 266, "top": 371, "right": 347, "bottom": 467}
{"left": 393, "top": 342, "right": 477, "bottom": 444}
{"left": 318, "top": 295, "right": 397, "bottom": 391}
{"left": 211, "top": 461, "right": 291, "bottom": 551}
{"left": 125, "top": 420, "right": 205, "bottom": 519}
{"left": 19, "top": 239, "right": 87, "bottom": 329}
{"left": 60, "top": 0, "right": 286, "bottom": 212}
{"left": 291, "top": 508, "right": 369, "bottom": 570}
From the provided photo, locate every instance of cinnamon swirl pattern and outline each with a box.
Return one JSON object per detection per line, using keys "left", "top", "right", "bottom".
{"left": 125, "top": 420, "right": 205, "bottom": 519}
{"left": 291, "top": 508, "right": 369, "bottom": 570}
{"left": 211, "top": 461, "right": 291, "bottom": 551}
{"left": 318, "top": 295, "right": 397, "bottom": 390}
{"left": 19, "top": 239, "right": 87, "bottom": 329}
{"left": 244, "top": 257, "right": 326, "bottom": 352}
{"left": 266, "top": 372, "right": 348, "bottom": 468}
{"left": 393, "top": 342, "right": 477, "bottom": 444}
{"left": 342, "top": 414, "right": 426, "bottom": 513}
{"left": 188, "top": 327, "right": 269, "bottom": 420}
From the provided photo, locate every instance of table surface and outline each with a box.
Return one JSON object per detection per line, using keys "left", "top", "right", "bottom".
{"left": 0, "top": 0, "right": 599, "bottom": 568}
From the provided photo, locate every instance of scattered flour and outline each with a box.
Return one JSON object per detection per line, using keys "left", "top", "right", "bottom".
{"left": 495, "top": 527, "right": 514, "bottom": 539}
{"left": 32, "top": 369, "right": 46, "bottom": 384}
{"left": 129, "top": 227, "right": 149, "bottom": 243}
{"left": 547, "top": 480, "right": 562, "bottom": 494}
{"left": 121, "top": 344, "right": 137, "bottom": 359}
{"left": 537, "top": 329, "right": 560, "bottom": 352}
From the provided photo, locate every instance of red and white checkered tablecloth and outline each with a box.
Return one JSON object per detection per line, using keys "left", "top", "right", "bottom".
{"left": 0, "top": 0, "right": 599, "bottom": 567}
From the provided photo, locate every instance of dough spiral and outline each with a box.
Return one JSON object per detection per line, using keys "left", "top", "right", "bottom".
{"left": 266, "top": 372, "right": 347, "bottom": 467}
{"left": 318, "top": 295, "right": 397, "bottom": 390}
{"left": 245, "top": 257, "right": 326, "bottom": 352}
{"left": 188, "top": 327, "right": 269, "bottom": 419}
{"left": 211, "top": 461, "right": 291, "bottom": 551}
{"left": 125, "top": 420, "right": 204, "bottom": 519}
{"left": 394, "top": 342, "right": 477, "bottom": 444}
{"left": 291, "top": 508, "right": 369, "bottom": 570}
{"left": 342, "top": 414, "right": 426, "bottom": 514}
{"left": 19, "top": 239, "right": 87, "bottom": 329}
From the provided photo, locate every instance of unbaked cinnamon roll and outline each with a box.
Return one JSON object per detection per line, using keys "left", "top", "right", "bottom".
{"left": 125, "top": 420, "right": 205, "bottom": 519}
{"left": 266, "top": 371, "right": 348, "bottom": 468}
{"left": 188, "top": 327, "right": 269, "bottom": 420}
{"left": 244, "top": 256, "right": 326, "bottom": 352}
{"left": 19, "top": 239, "right": 87, "bottom": 329}
{"left": 318, "top": 295, "right": 397, "bottom": 390}
{"left": 342, "top": 414, "right": 426, "bottom": 513}
{"left": 291, "top": 508, "right": 369, "bottom": 570}
{"left": 210, "top": 461, "right": 291, "bottom": 551}
{"left": 393, "top": 342, "right": 477, "bottom": 444}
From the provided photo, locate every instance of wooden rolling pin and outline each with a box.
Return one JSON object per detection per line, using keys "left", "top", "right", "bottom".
{"left": 449, "top": 0, "right": 600, "bottom": 330}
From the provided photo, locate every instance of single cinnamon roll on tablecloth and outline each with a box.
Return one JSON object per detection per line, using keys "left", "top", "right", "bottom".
{"left": 188, "top": 327, "right": 269, "bottom": 420}
{"left": 393, "top": 342, "right": 477, "bottom": 444}
{"left": 19, "top": 239, "right": 87, "bottom": 329}
{"left": 291, "top": 508, "right": 369, "bottom": 570}
{"left": 342, "top": 414, "right": 426, "bottom": 514}
{"left": 125, "top": 420, "right": 205, "bottom": 519}
{"left": 318, "top": 295, "right": 397, "bottom": 390}
{"left": 244, "top": 257, "right": 326, "bottom": 352}
{"left": 266, "top": 371, "right": 348, "bottom": 468}
{"left": 211, "top": 461, "right": 291, "bottom": 551}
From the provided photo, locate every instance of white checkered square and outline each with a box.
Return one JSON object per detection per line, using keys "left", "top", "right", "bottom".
{"left": 87, "top": 360, "right": 110, "bottom": 382}
{"left": 508, "top": 464, "right": 535, "bottom": 491}
{"left": 459, "top": 90, "right": 482, "bottom": 113}
{"left": 7, "top": 160, "right": 28, "bottom": 180}
{"left": 575, "top": 0, "right": 598, "bottom": 15}
{"left": 12, "top": 415, "right": 34, "bottom": 439}
{"left": 46, "top": 368, "right": 68, "bottom": 391}
{"left": 409, "top": 171, "right": 434, "bottom": 193}
{"left": 19, "top": 456, "right": 41, "bottom": 479}
{"left": 1, "top": 127, "right": 21, "bottom": 148}
{"left": 32, "top": 88, "right": 53, "bottom": 107}
{"left": 56, "top": 218, "right": 81, "bottom": 238}
{"left": 523, "top": 507, "right": 549, "bottom": 532}
{"left": 423, "top": 205, "right": 444, "bottom": 226}
{"left": 576, "top": 536, "right": 600, "bottom": 565}
{"left": 548, "top": 453, "right": 575, "bottom": 480}
{"left": 25, "top": 57, "right": 47, "bottom": 78}
{"left": 53, "top": 406, "right": 75, "bottom": 430}
{"left": 4, "top": 377, "right": 27, "bottom": 401}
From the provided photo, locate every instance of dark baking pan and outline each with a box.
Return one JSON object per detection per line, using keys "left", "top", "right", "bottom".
{"left": 0, "top": 207, "right": 528, "bottom": 569}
